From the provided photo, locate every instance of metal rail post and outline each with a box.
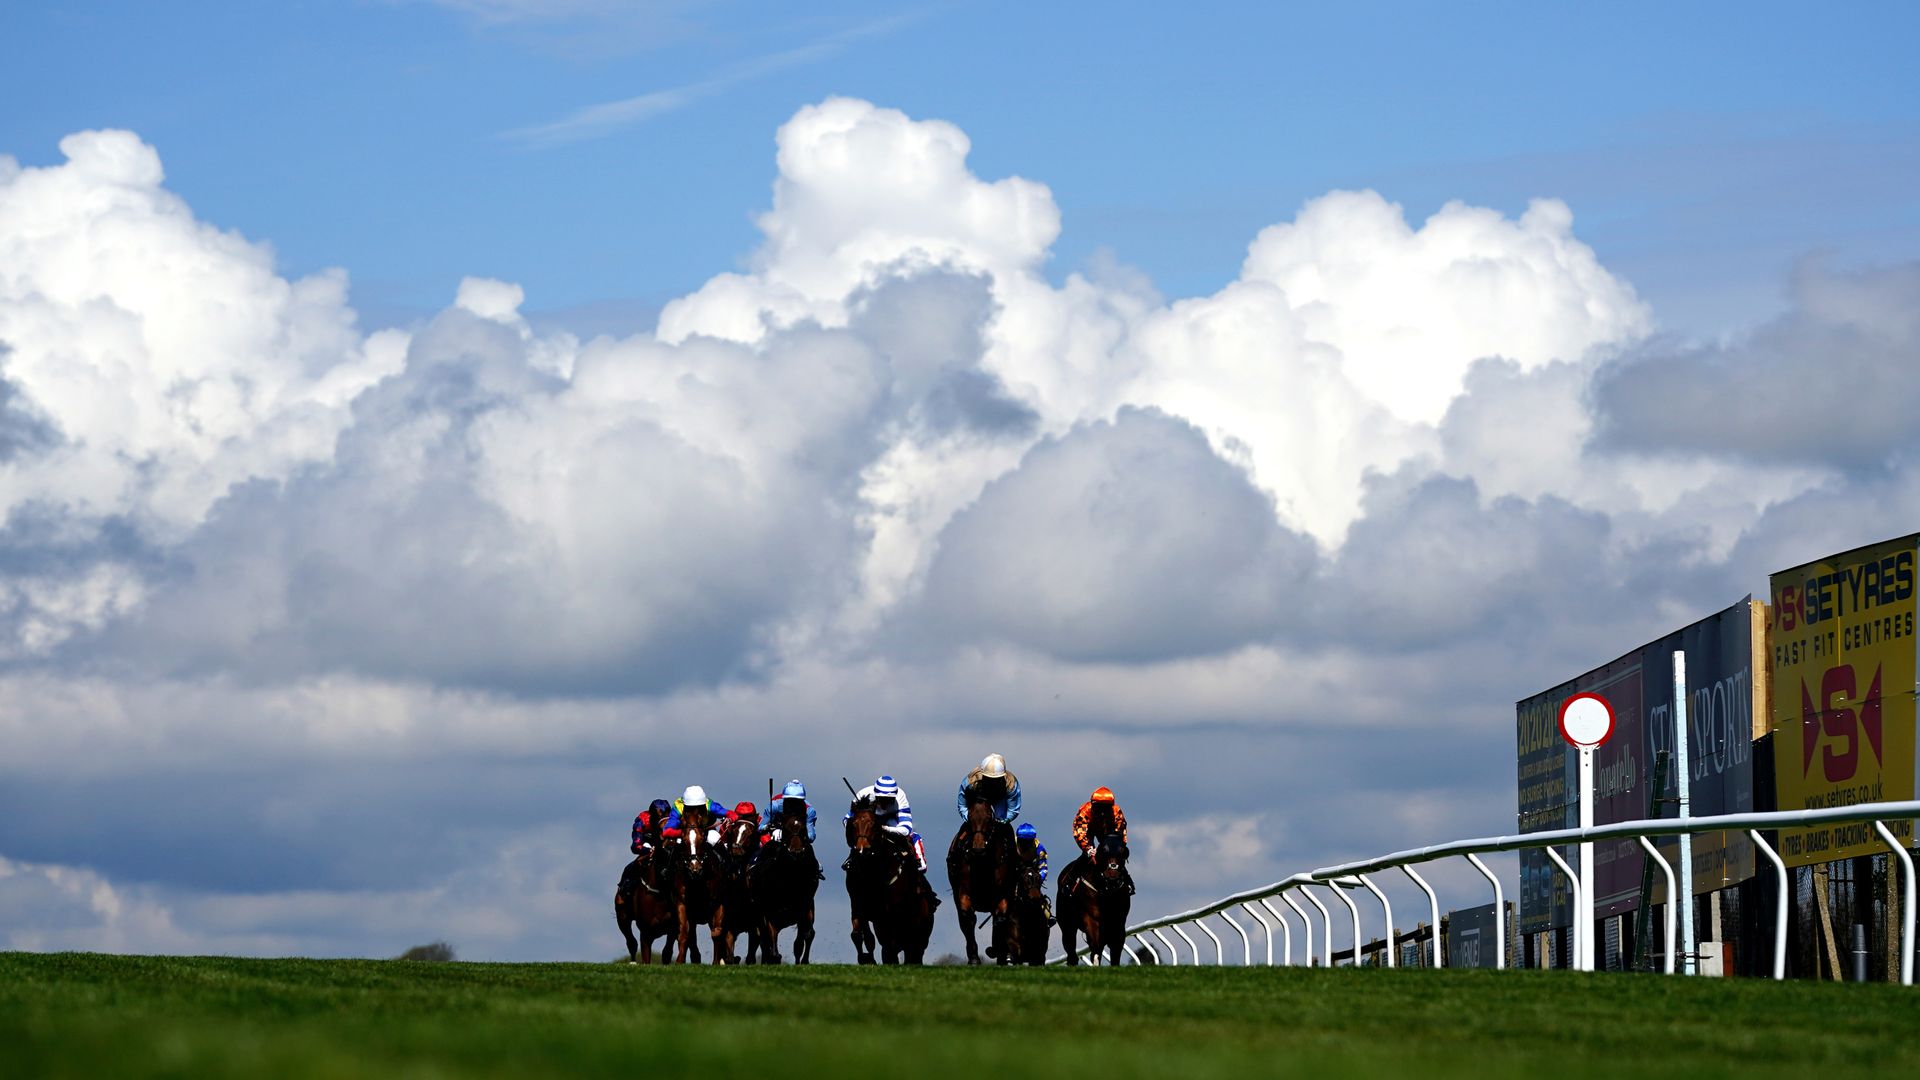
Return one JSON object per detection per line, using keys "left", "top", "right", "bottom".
{"left": 1748, "top": 828, "right": 1786, "bottom": 981}
{"left": 1242, "top": 901, "right": 1274, "bottom": 965}
{"left": 1197, "top": 917, "right": 1225, "bottom": 965}
{"left": 1401, "top": 865, "right": 1442, "bottom": 968}
{"left": 1323, "top": 883, "right": 1362, "bottom": 967}
{"left": 1259, "top": 898, "right": 1294, "bottom": 965}
{"left": 1357, "top": 874, "right": 1396, "bottom": 967}
{"left": 1301, "top": 887, "right": 1333, "bottom": 967}
{"left": 1543, "top": 846, "right": 1582, "bottom": 971}
{"left": 1123, "top": 942, "right": 1145, "bottom": 965}
{"left": 1637, "top": 836, "right": 1676, "bottom": 974}
{"left": 1874, "top": 820, "right": 1916, "bottom": 986}
{"left": 1135, "top": 933, "right": 1163, "bottom": 965}
{"left": 1465, "top": 853, "right": 1505, "bottom": 969}
{"left": 1152, "top": 928, "right": 1180, "bottom": 966}
{"left": 1222, "top": 908, "right": 1251, "bottom": 966}
{"left": 1276, "top": 893, "right": 1311, "bottom": 967}
{"left": 1172, "top": 923, "right": 1200, "bottom": 965}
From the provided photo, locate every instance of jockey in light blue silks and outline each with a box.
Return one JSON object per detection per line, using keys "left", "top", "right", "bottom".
{"left": 954, "top": 753, "right": 1021, "bottom": 823}
{"left": 761, "top": 779, "right": 819, "bottom": 843}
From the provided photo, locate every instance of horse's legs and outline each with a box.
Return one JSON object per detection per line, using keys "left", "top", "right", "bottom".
{"left": 798, "top": 904, "right": 815, "bottom": 964}
{"left": 616, "top": 892, "right": 639, "bottom": 963}
{"left": 955, "top": 894, "right": 982, "bottom": 965}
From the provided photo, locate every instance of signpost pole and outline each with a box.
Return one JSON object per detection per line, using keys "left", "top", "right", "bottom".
{"left": 1674, "top": 650, "right": 1695, "bottom": 975}
{"left": 1579, "top": 744, "right": 1595, "bottom": 972}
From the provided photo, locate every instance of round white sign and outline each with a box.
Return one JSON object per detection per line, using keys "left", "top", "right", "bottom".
{"left": 1558, "top": 693, "right": 1614, "bottom": 749}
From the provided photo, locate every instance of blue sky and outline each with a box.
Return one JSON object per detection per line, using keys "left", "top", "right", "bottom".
{"left": 2, "top": 2, "right": 1919, "bottom": 962}
{"left": 6, "top": 1, "right": 1915, "bottom": 333}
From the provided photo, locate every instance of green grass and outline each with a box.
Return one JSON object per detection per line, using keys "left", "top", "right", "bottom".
{"left": 1, "top": 952, "right": 1914, "bottom": 1079}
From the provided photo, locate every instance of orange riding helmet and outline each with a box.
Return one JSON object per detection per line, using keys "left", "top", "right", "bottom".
{"left": 1090, "top": 786, "right": 1115, "bottom": 803}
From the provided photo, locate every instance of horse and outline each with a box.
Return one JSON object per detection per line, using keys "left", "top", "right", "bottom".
{"left": 750, "top": 799, "right": 818, "bottom": 964}
{"left": 844, "top": 797, "right": 935, "bottom": 965}
{"left": 1002, "top": 840, "right": 1052, "bottom": 966}
{"left": 670, "top": 819, "right": 730, "bottom": 964}
{"left": 614, "top": 844, "right": 679, "bottom": 964}
{"left": 946, "top": 798, "right": 1015, "bottom": 965}
{"left": 1059, "top": 834, "right": 1131, "bottom": 966}
{"left": 712, "top": 816, "right": 762, "bottom": 964}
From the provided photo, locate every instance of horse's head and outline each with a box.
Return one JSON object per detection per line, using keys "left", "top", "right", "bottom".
{"left": 780, "top": 800, "right": 809, "bottom": 853}
{"left": 966, "top": 798, "right": 994, "bottom": 851}
{"left": 679, "top": 824, "right": 712, "bottom": 878}
{"left": 846, "top": 798, "right": 877, "bottom": 853}
{"left": 721, "top": 817, "right": 757, "bottom": 857}
{"left": 1096, "top": 834, "right": 1129, "bottom": 886}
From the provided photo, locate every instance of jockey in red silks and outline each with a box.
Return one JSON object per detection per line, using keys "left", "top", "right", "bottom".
{"left": 1068, "top": 786, "right": 1134, "bottom": 895}
{"left": 631, "top": 798, "right": 675, "bottom": 855}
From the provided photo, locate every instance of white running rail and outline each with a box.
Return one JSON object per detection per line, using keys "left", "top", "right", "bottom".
{"left": 1052, "top": 799, "right": 1920, "bottom": 984}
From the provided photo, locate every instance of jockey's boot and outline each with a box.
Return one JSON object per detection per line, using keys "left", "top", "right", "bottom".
{"left": 1041, "top": 896, "right": 1055, "bottom": 926}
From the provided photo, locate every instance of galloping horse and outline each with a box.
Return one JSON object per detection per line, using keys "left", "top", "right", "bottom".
{"left": 844, "top": 797, "right": 935, "bottom": 965}
{"left": 1059, "top": 834, "right": 1131, "bottom": 966}
{"left": 670, "top": 821, "right": 730, "bottom": 964}
{"left": 1002, "top": 841, "right": 1051, "bottom": 966}
{"left": 713, "top": 816, "right": 762, "bottom": 964}
{"left": 750, "top": 799, "right": 818, "bottom": 964}
{"left": 946, "top": 798, "right": 1015, "bottom": 965}
{"left": 615, "top": 843, "right": 679, "bottom": 964}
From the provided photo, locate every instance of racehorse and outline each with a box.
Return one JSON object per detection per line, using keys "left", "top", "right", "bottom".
{"left": 1002, "top": 840, "right": 1051, "bottom": 966}
{"left": 1059, "top": 834, "right": 1131, "bottom": 966}
{"left": 844, "top": 797, "right": 935, "bottom": 965}
{"left": 750, "top": 798, "right": 818, "bottom": 964}
{"left": 670, "top": 820, "right": 730, "bottom": 964}
{"left": 946, "top": 798, "right": 1015, "bottom": 965}
{"left": 713, "top": 816, "right": 762, "bottom": 964}
{"left": 615, "top": 844, "right": 679, "bottom": 964}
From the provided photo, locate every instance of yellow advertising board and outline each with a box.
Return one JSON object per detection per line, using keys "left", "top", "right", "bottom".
{"left": 1768, "top": 536, "right": 1919, "bottom": 866}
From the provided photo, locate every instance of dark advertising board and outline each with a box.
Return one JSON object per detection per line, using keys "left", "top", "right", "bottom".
{"left": 1515, "top": 599, "right": 1761, "bottom": 932}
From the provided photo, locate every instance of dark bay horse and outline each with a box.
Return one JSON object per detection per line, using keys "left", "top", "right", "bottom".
{"left": 615, "top": 845, "right": 678, "bottom": 964}
{"left": 714, "top": 816, "right": 761, "bottom": 964}
{"left": 1002, "top": 840, "right": 1051, "bottom": 966}
{"left": 946, "top": 799, "right": 1014, "bottom": 965}
{"left": 844, "top": 798, "right": 935, "bottom": 965}
{"left": 750, "top": 799, "right": 818, "bottom": 964}
{"left": 1059, "top": 834, "right": 1131, "bottom": 966}
{"left": 671, "top": 820, "right": 729, "bottom": 964}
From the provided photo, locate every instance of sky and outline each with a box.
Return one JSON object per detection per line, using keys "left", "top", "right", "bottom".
{"left": 0, "top": 1, "right": 1917, "bottom": 963}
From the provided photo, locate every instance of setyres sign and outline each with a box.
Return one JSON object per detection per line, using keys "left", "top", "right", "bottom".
{"left": 1515, "top": 599, "right": 1763, "bottom": 933}
{"left": 1769, "top": 536, "right": 1919, "bottom": 866}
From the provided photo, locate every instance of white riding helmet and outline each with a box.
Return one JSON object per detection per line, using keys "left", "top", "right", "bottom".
{"left": 980, "top": 753, "right": 1007, "bottom": 778}
{"left": 683, "top": 784, "right": 708, "bottom": 807}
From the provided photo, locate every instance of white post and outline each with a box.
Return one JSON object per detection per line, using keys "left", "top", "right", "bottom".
{"left": 1638, "top": 835, "right": 1677, "bottom": 974}
{"left": 1301, "top": 888, "right": 1334, "bottom": 967}
{"left": 1222, "top": 909, "right": 1251, "bottom": 966}
{"left": 1152, "top": 928, "right": 1180, "bottom": 966}
{"left": 1242, "top": 901, "right": 1274, "bottom": 965}
{"left": 1873, "top": 820, "right": 1916, "bottom": 986}
{"left": 1326, "top": 884, "right": 1362, "bottom": 966}
{"left": 1277, "top": 893, "right": 1312, "bottom": 968}
{"left": 1543, "top": 845, "right": 1582, "bottom": 970}
{"left": 1258, "top": 899, "right": 1292, "bottom": 965}
{"left": 1357, "top": 874, "right": 1396, "bottom": 968}
{"left": 1466, "top": 853, "right": 1505, "bottom": 969}
{"left": 1172, "top": 923, "right": 1200, "bottom": 965}
{"left": 1578, "top": 742, "right": 1595, "bottom": 972}
{"left": 1137, "top": 933, "right": 1164, "bottom": 965}
{"left": 1197, "top": 918, "right": 1225, "bottom": 965}
{"left": 1401, "top": 865, "right": 1443, "bottom": 968}
{"left": 1748, "top": 828, "right": 1787, "bottom": 981}
{"left": 1674, "top": 649, "right": 1695, "bottom": 975}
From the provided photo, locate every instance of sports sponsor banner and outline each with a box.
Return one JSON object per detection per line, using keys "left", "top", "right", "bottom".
{"left": 1516, "top": 599, "right": 1762, "bottom": 932}
{"left": 1768, "top": 536, "right": 1920, "bottom": 866}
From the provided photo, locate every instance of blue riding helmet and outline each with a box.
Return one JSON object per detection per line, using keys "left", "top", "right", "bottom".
{"left": 1016, "top": 822, "right": 1038, "bottom": 840}
{"left": 783, "top": 779, "right": 807, "bottom": 799}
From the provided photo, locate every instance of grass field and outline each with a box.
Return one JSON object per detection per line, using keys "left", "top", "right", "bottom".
{"left": 3, "top": 952, "right": 1915, "bottom": 1079}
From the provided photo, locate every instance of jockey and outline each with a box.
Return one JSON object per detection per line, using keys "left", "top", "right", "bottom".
{"left": 1016, "top": 821, "right": 1054, "bottom": 924}
{"left": 631, "top": 798, "right": 675, "bottom": 855}
{"left": 676, "top": 785, "right": 726, "bottom": 844}
{"left": 1069, "top": 785, "right": 1134, "bottom": 894}
{"left": 849, "top": 774, "right": 928, "bottom": 873}
{"left": 954, "top": 753, "right": 1021, "bottom": 823}
{"left": 760, "top": 779, "right": 819, "bottom": 843}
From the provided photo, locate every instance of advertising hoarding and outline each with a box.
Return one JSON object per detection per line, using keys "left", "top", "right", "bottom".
{"left": 1768, "top": 536, "right": 1919, "bottom": 866}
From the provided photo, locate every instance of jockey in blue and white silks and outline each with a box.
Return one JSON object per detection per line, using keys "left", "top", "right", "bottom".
{"left": 761, "top": 778, "right": 818, "bottom": 843}
{"left": 1015, "top": 822, "right": 1048, "bottom": 884}
{"left": 850, "top": 774, "right": 927, "bottom": 871}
